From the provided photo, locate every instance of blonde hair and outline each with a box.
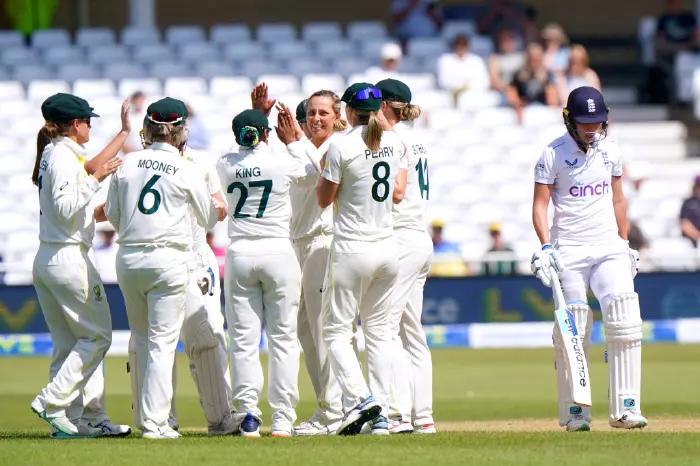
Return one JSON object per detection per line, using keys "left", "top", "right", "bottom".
{"left": 308, "top": 90, "right": 348, "bottom": 132}
{"left": 568, "top": 44, "right": 589, "bottom": 69}
{"left": 142, "top": 120, "right": 189, "bottom": 150}
{"left": 32, "top": 121, "right": 72, "bottom": 186}
{"left": 354, "top": 110, "right": 383, "bottom": 151}
{"left": 386, "top": 100, "right": 422, "bottom": 122}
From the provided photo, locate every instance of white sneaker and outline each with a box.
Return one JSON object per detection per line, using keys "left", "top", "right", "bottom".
{"left": 294, "top": 419, "right": 341, "bottom": 436}
{"left": 271, "top": 428, "right": 292, "bottom": 438}
{"left": 142, "top": 426, "right": 181, "bottom": 439}
{"left": 88, "top": 419, "right": 132, "bottom": 437}
{"left": 388, "top": 419, "right": 414, "bottom": 434}
{"left": 610, "top": 412, "right": 648, "bottom": 429}
{"left": 31, "top": 399, "right": 82, "bottom": 438}
{"left": 565, "top": 417, "right": 591, "bottom": 432}
{"left": 336, "top": 396, "right": 382, "bottom": 436}
{"left": 413, "top": 422, "right": 437, "bottom": 434}
{"left": 369, "top": 416, "right": 390, "bottom": 436}
{"left": 239, "top": 413, "right": 261, "bottom": 438}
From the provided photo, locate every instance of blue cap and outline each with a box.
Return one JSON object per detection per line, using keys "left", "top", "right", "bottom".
{"left": 566, "top": 86, "right": 608, "bottom": 124}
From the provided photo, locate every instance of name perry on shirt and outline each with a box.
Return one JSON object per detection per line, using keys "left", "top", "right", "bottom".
{"left": 235, "top": 167, "right": 261, "bottom": 178}
{"left": 364, "top": 147, "right": 394, "bottom": 159}
{"left": 137, "top": 158, "right": 179, "bottom": 175}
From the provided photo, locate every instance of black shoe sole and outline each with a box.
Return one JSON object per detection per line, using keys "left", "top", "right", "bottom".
{"left": 338, "top": 405, "right": 382, "bottom": 436}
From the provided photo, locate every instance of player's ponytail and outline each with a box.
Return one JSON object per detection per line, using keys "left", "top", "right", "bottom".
{"left": 386, "top": 101, "right": 422, "bottom": 122}
{"left": 237, "top": 126, "right": 262, "bottom": 149}
{"left": 364, "top": 111, "right": 383, "bottom": 152}
{"left": 32, "top": 121, "right": 70, "bottom": 186}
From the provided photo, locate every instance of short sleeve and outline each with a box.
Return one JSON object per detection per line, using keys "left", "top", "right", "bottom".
{"left": 397, "top": 141, "right": 408, "bottom": 170}
{"left": 534, "top": 147, "right": 556, "bottom": 184}
{"left": 321, "top": 141, "right": 342, "bottom": 184}
{"left": 609, "top": 141, "right": 624, "bottom": 177}
{"left": 680, "top": 199, "right": 693, "bottom": 220}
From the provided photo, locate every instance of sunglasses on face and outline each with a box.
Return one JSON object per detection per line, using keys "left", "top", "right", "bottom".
{"left": 352, "top": 87, "right": 382, "bottom": 101}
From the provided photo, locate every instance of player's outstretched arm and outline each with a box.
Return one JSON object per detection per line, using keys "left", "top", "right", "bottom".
{"left": 84, "top": 99, "right": 130, "bottom": 175}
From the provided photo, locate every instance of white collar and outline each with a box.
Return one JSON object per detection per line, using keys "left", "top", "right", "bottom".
{"left": 54, "top": 136, "right": 88, "bottom": 160}
{"left": 149, "top": 142, "right": 181, "bottom": 154}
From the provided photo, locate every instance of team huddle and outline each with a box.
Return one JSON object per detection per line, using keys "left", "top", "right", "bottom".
{"left": 28, "top": 78, "right": 646, "bottom": 439}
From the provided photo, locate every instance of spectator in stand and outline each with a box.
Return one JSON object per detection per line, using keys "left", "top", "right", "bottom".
{"left": 555, "top": 44, "right": 601, "bottom": 103}
{"left": 488, "top": 28, "right": 525, "bottom": 97}
{"left": 436, "top": 35, "right": 490, "bottom": 103}
{"left": 680, "top": 175, "right": 700, "bottom": 247}
{"left": 391, "top": 0, "right": 443, "bottom": 44}
{"left": 184, "top": 104, "right": 210, "bottom": 150}
{"left": 429, "top": 219, "right": 470, "bottom": 276}
{"left": 482, "top": 223, "right": 517, "bottom": 276}
{"left": 93, "top": 222, "right": 118, "bottom": 284}
{"left": 541, "top": 23, "right": 570, "bottom": 73}
{"left": 365, "top": 42, "right": 403, "bottom": 83}
{"left": 122, "top": 91, "right": 146, "bottom": 154}
{"left": 478, "top": 0, "right": 539, "bottom": 45}
{"left": 206, "top": 231, "right": 226, "bottom": 278}
{"left": 653, "top": 0, "right": 698, "bottom": 102}
{"left": 506, "top": 43, "right": 559, "bottom": 123}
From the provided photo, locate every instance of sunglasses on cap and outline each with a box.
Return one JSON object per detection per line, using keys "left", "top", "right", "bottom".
{"left": 352, "top": 87, "right": 382, "bottom": 101}
{"left": 147, "top": 112, "right": 185, "bottom": 125}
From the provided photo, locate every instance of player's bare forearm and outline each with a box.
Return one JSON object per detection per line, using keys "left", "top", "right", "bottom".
{"left": 84, "top": 130, "right": 128, "bottom": 175}
{"left": 680, "top": 219, "right": 700, "bottom": 240}
{"left": 316, "top": 177, "right": 338, "bottom": 208}
{"left": 392, "top": 168, "right": 407, "bottom": 203}
{"left": 612, "top": 176, "right": 628, "bottom": 240}
{"left": 532, "top": 183, "right": 552, "bottom": 245}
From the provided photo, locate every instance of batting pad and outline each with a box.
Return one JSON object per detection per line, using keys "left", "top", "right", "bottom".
{"left": 127, "top": 337, "right": 144, "bottom": 429}
{"left": 553, "top": 303, "right": 592, "bottom": 425}
{"left": 189, "top": 345, "right": 232, "bottom": 427}
{"left": 604, "top": 293, "right": 643, "bottom": 421}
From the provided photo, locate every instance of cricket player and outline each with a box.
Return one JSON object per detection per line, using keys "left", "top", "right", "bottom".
{"left": 124, "top": 139, "right": 234, "bottom": 435}
{"left": 30, "top": 93, "right": 131, "bottom": 438}
{"left": 317, "top": 83, "right": 407, "bottom": 436}
{"left": 275, "top": 93, "right": 348, "bottom": 435}
{"left": 104, "top": 97, "right": 221, "bottom": 439}
{"left": 531, "top": 86, "right": 648, "bottom": 432}
{"left": 217, "top": 109, "right": 312, "bottom": 437}
{"left": 375, "top": 79, "right": 435, "bottom": 434}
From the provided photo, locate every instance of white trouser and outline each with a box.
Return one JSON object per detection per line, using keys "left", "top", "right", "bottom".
{"left": 293, "top": 233, "right": 344, "bottom": 424}
{"left": 224, "top": 237, "right": 301, "bottom": 431}
{"left": 180, "top": 246, "right": 232, "bottom": 428}
{"left": 388, "top": 228, "right": 434, "bottom": 425}
{"left": 556, "top": 239, "right": 640, "bottom": 421}
{"left": 117, "top": 246, "right": 188, "bottom": 433}
{"left": 323, "top": 237, "right": 398, "bottom": 416}
{"left": 32, "top": 243, "right": 112, "bottom": 418}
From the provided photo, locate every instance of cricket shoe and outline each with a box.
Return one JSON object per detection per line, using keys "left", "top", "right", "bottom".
{"left": 565, "top": 416, "right": 591, "bottom": 432}
{"left": 336, "top": 396, "right": 382, "bottom": 436}
{"left": 31, "top": 399, "right": 83, "bottom": 438}
{"left": 142, "top": 426, "right": 181, "bottom": 439}
{"left": 294, "top": 419, "right": 341, "bottom": 436}
{"left": 271, "top": 427, "right": 293, "bottom": 438}
{"left": 208, "top": 413, "right": 239, "bottom": 436}
{"left": 609, "top": 412, "right": 648, "bottom": 429}
{"left": 239, "top": 413, "right": 261, "bottom": 438}
{"left": 388, "top": 419, "right": 414, "bottom": 434}
{"left": 369, "top": 416, "right": 390, "bottom": 436}
{"left": 87, "top": 419, "right": 132, "bottom": 437}
{"left": 413, "top": 422, "right": 437, "bottom": 434}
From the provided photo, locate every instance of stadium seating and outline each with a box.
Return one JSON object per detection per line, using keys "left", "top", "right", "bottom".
{"left": 0, "top": 23, "right": 697, "bottom": 281}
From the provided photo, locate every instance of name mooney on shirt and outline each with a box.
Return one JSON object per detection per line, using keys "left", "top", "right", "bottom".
{"left": 364, "top": 147, "right": 394, "bottom": 159}
{"left": 235, "top": 167, "right": 261, "bottom": 178}
{"left": 137, "top": 158, "right": 179, "bottom": 175}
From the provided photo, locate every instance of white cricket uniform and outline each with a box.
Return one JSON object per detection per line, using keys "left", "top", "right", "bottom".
{"left": 287, "top": 137, "right": 344, "bottom": 425}
{"left": 535, "top": 132, "right": 642, "bottom": 424}
{"left": 31, "top": 136, "right": 113, "bottom": 423}
{"left": 321, "top": 127, "right": 407, "bottom": 417}
{"left": 387, "top": 122, "right": 434, "bottom": 427}
{"left": 217, "top": 141, "right": 310, "bottom": 432}
{"left": 105, "top": 142, "right": 216, "bottom": 434}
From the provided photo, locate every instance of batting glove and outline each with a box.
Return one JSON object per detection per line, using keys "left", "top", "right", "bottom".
{"left": 628, "top": 247, "right": 640, "bottom": 278}
{"left": 530, "top": 244, "right": 563, "bottom": 287}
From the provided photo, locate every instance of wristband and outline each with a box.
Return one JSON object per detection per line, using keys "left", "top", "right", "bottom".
{"left": 542, "top": 243, "right": 553, "bottom": 250}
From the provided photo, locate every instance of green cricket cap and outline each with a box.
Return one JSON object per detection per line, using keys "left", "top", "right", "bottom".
{"left": 232, "top": 109, "right": 270, "bottom": 134}
{"left": 41, "top": 93, "right": 99, "bottom": 122}
{"left": 146, "top": 97, "right": 188, "bottom": 125}
{"left": 375, "top": 78, "right": 412, "bottom": 103}
{"left": 341, "top": 82, "right": 382, "bottom": 112}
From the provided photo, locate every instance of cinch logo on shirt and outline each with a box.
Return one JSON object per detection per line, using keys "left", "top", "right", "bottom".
{"left": 568, "top": 181, "right": 609, "bottom": 197}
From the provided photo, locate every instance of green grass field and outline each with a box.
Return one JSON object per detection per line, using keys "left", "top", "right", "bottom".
{"left": 1, "top": 344, "right": 699, "bottom": 466}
